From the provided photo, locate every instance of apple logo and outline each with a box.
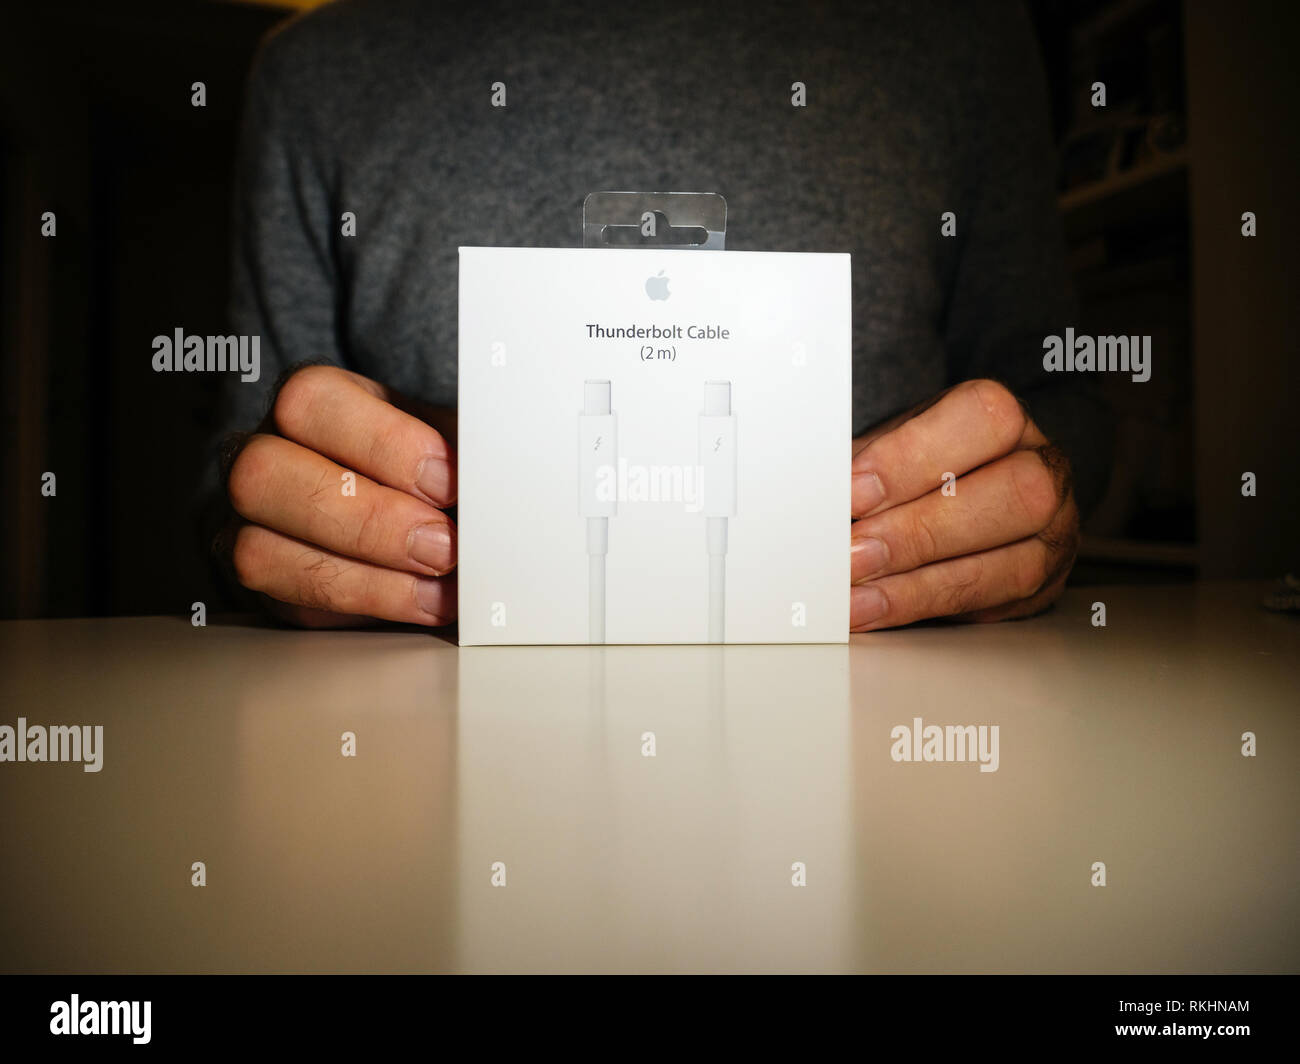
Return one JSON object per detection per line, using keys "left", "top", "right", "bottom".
{"left": 645, "top": 270, "right": 670, "bottom": 301}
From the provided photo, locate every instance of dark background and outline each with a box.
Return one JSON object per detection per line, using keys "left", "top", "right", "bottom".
{"left": 2, "top": 0, "right": 1296, "bottom": 619}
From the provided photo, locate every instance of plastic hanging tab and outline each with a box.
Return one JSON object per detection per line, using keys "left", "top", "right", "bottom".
{"left": 583, "top": 192, "right": 727, "bottom": 250}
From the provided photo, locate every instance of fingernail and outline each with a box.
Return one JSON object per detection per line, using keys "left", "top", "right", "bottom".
{"left": 850, "top": 536, "right": 889, "bottom": 581}
{"left": 853, "top": 471, "right": 884, "bottom": 513}
{"left": 417, "top": 456, "right": 452, "bottom": 502}
{"left": 851, "top": 584, "right": 888, "bottom": 628}
{"left": 416, "top": 577, "right": 446, "bottom": 617}
{"left": 409, "top": 523, "right": 453, "bottom": 572}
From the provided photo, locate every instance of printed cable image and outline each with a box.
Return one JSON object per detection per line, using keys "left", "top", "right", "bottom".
{"left": 579, "top": 379, "right": 617, "bottom": 642}
{"left": 700, "top": 380, "right": 736, "bottom": 642}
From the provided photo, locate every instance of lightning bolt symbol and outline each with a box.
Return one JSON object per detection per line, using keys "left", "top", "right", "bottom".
{"left": 594, "top": 436, "right": 602, "bottom": 451}
{"left": 714, "top": 436, "right": 723, "bottom": 452}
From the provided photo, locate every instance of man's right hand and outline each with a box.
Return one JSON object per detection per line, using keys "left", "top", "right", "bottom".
{"left": 220, "top": 364, "right": 458, "bottom": 628}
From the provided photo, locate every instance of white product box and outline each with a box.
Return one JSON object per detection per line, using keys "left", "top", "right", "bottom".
{"left": 457, "top": 246, "right": 850, "bottom": 645}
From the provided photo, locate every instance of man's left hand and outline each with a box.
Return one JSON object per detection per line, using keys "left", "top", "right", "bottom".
{"left": 850, "top": 379, "right": 1080, "bottom": 631}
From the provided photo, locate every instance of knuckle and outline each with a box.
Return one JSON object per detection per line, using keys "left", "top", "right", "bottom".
{"left": 365, "top": 418, "right": 406, "bottom": 479}
{"left": 1034, "top": 442, "right": 1075, "bottom": 505}
{"left": 936, "top": 556, "right": 984, "bottom": 616}
{"left": 1039, "top": 504, "right": 1081, "bottom": 564}
{"left": 353, "top": 564, "right": 383, "bottom": 617}
{"left": 968, "top": 378, "right": 1026, "bottom": 448}
{"left": 226, "top": 434, "right": 275, "bottom": 517}
{"left": 230, "top": 524, "right": 266, "bottom": 592}
{"left": 897, "top": 419, "right": 935, "bottom": 474}
{"left": 1013, "top": 452, "right": 1061, "bottom": 528}
{"left": 1039, "top": 573, "right": 1068, "bottom": 607}
{"left": 273, "top": 364, "right": 336, "bottom": 438}
{"left": 939, "top": 581, "right": 980, "bottom": 618}
{"left": 906, "top": 510, "right": 942, "bottom": 566}
{"left": 294, "top": 549, "right": 344, "bottom": 613}
{"left": 351, "top": 499, "right": 390, "bottom": 560}
{"left": 1015, "top": 546, "right": 1051, "bottom": 600}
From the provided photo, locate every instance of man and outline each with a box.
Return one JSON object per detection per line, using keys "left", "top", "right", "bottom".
{"left": 216, "top": 0, "right": 1111, "bottom": 632}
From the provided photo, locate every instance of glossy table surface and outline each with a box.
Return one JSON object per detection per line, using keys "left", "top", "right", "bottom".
{"left": 1, "top": 581, "right": 1296, "bottom": 973}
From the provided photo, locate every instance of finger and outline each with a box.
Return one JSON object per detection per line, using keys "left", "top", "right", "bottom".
{"left": 231, "top": 522, "right": 457, "bottom": 627}
{"left": 271, "top": 364, "right": 457, "bottom": 507}
{"left": 228, "top": 433, "right": 456, "bottom": 575}
{"left": 849, "top": 403, "right": 917, "bottom": 460}
{"left": 850, "top": 448, "right": 1063, "bottom": 583}
{"left": 959, "top": 494, "right": 1080, "bottom": 623}
{"left": 851, "top": 379, "right": 1046, "bottom": 518}
{"left": 956, "top": 565, "right": 1068, "bottom": 624}
{"left": 849, "top": 535, "right": 1053, "bottom": 632}
{"left": 332, "top": 368, "right": 458, "bottom": 449}
{"left": 257, "top": 593, "right": 379, "bottom": 630}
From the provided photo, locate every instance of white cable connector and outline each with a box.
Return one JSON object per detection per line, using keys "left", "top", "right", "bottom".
{"left": 700, "top": 380, "right": 736, "bottom": 642}
{"left": 579, "top": 379, "right": 617, "bottom": 643}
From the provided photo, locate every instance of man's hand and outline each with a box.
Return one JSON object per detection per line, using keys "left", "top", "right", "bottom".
{"left": 850, "top": 379, "right": 1079, "bottom": 631}
{"left": 219, "top": 364, "right": 458, "bottom": 628}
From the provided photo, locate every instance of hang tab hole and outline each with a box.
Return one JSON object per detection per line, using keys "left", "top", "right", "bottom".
{"left": 599, "top": 211, "right": 709, "bottom": 247}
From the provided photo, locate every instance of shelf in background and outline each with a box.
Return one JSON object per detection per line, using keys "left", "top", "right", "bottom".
{"left": 1078, "top": 534, "right": 1198, "bottom": 568}
{"left": 1060, "top": 149, "right": 1189, "bottom": 212}
{"left": 1061, "top": 151, "right": 1188, "bottom": 242}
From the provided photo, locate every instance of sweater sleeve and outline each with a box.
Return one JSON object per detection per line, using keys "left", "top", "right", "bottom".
{"left": 198, "top": 22, "right": 345, "bottom": 605}
{"left": 223, "top": 22, "right": 344, "bottom": 431}
{"left": 941, "top": 1, "right": 1114, "bottom": 519}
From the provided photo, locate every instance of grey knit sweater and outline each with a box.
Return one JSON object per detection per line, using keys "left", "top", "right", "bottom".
{"left": 222, "top": 0, "right": 1111, "bottom": 514}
